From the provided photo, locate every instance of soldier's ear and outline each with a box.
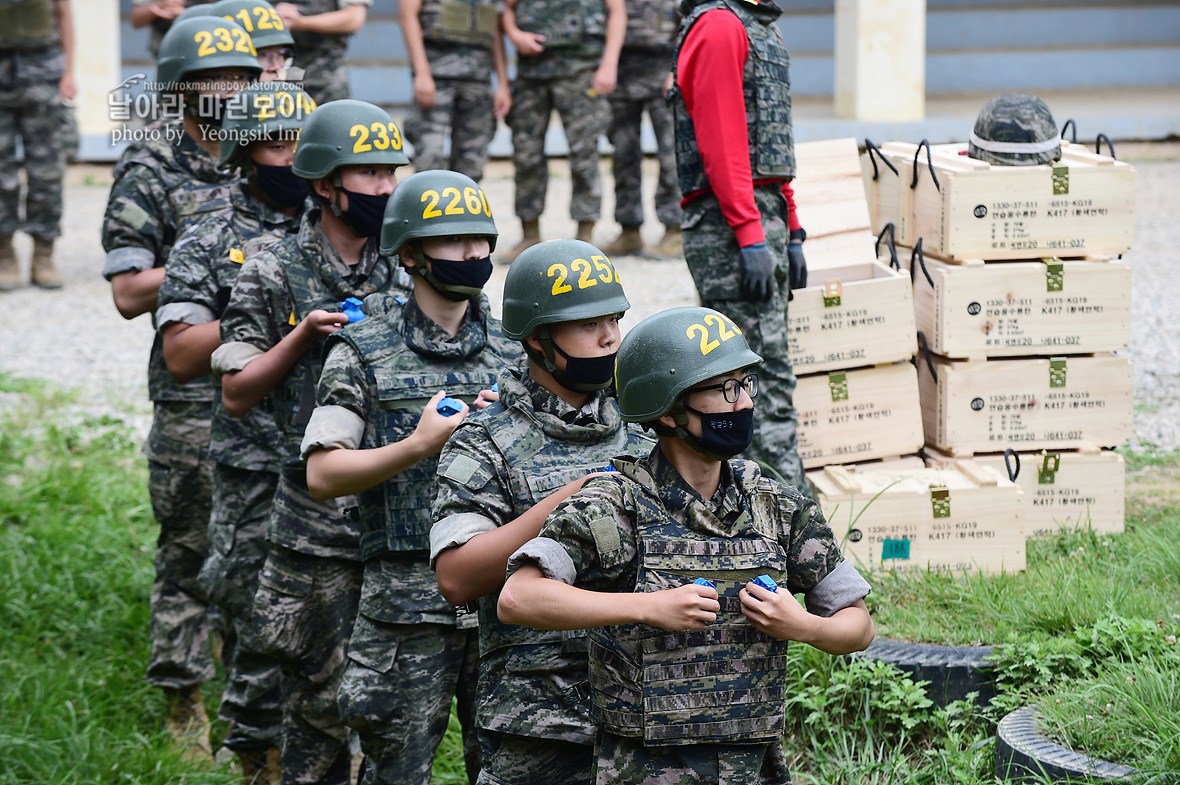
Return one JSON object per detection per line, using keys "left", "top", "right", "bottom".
{"left": 399, "top": 246, "right": 417, "bottom": 268}
{"left": 311, "top": 177, "right": 334, "bottom": 201}
{"left": 524, "top": 330, "right": 542, "bottom": 353}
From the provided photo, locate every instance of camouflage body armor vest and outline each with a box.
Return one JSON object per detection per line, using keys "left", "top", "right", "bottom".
{"left": 334, "top": 294, "right": 514, "bottom": 559}
{"left": 114, "top": 135, "right": 235, "bottom": 403}
{"left": 622, "top": 0, "right": 678, "bottom": 51}
{"left": 669, "top": 0, "right": 795, "bottom": 195}
{"left": 420, "top": 0, "right": 497, "bottom": 48}
{"left": 0, "top": 0, "right": 57, "bottom": 49}
{"left": 514, "top": 0, "right": 605, "bottom": 54}
{"left": 588, "top": 457, "right": 793, "bottom": 746}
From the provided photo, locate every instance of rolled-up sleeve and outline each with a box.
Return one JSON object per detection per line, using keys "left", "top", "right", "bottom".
{"left": 300, "top": 404, "right": 365, "bottom": 459}
{"left": 506, "top": 536, "right": 578, "bottom": 585}
{"left": 429, "top": 512, "right": 497, "bottom": 568}
{"left": 802, "top": 560, "right": 871, "bottom": 618}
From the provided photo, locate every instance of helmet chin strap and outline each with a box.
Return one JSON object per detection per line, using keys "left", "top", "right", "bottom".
{"left": 651, "top": 401, "right": 729, "bottom": 462}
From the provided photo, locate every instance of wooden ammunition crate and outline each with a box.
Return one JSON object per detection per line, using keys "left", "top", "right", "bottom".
{"left": 788, "top": 260, "right": 916, "bottom": 374}
{"left": 925, "top": 448, "right": 1125, "bottom": 537}
{"left": 861, "top": 141, "right": 916, "bottom": 237}
{"left": 913, "top": 256, "right": 1132, "bottom": 358}
{"left": 902, "top": 141, "right": 1135, "bottom": 261}
{"left": 917, "top": 353, "right": 1133, "bottom": 454}
{"left": 805, "top": 230, "right": 879, "bottom": 272}
{"left": 794, "top": 137, "right": 873, "bottom": 239}
{"left": 796, "top": 362, "right": 925, "bottom": 469}
{"left": 809, "top": 460, "right": 1025, "bottom": 574}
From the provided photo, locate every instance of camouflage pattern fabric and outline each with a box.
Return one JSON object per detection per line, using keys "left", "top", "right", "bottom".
{"left": 0, "top": 45, "right": 66, "bottom": 239}
{"left": 201, "top": 464, "right": 283, "bottom": 753}
{"left": 145, "top": 401, "right": 216, "bottom": 690}
{"left": 431, "top": 363, "right": 655, "bottom": 782}
{"left": 968, "top": 93, "right": 1061, "bottom": 167}
{"left": 310, "top": 294, "right": 519, "bottom": 780}
{"left": 475, "top": 734, "right": 592, "bottom": 785}
{"left": 419, "top": 0, "right": 497, "bottom": 49}
{"left": 135, "top": 0, "right": 220, "bottom": 58}
{"left": 507, "top": 446, "right": 870, "bottom": 784}
{"left": 157, "top": 184, "right": 302, "bottom": 753}
{"left": 681, "top": 187, "right": 807, "bottom": 495}
{"left": 592, "top": 734, "right": 791, "bottom": 785}
{"left": 513, "top": 0, "right": 605, "bottom": 59}
{"left": 669, "top": 0, "right": 795, "bottom": 196}
{"left": 404, "top": 76, "right": 496, "bottom": 182}
{"left": 287, "top": 0, "right": 373, "bottom": 104}
{"left": 507, "top": 63, "right": 609, "bottom": 223}
{"left": 607, "top": 48, "right": 681, "bottom": 229}
{"left": 251, "top": 544, "right": 362, "bottom": 785}
{"left": 618, "top": 0, "right": 678, "bottom": 50}
{"left": 335, "top": 569, "right": 481, "bottom": 785}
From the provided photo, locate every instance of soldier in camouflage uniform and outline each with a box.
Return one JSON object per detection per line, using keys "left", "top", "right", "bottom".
{"left": 599, "top": 0, "right": 683, "bottom": 260}
{"left": 430, "top": 238, "right": 654, "bottom": 785}
{"left": 100, "top": 16, "right": 261, "bottom": 760}
{"left": 0, "top": 0, "right": 74, "bottom": 291}
{"left": 302, "top": 170, "right": 521, "bottom": 784}
{"left": 499, "top": 305, "right": 875, "bottom": 785}
{"left": 130, "top": 0, "right": 221, "bottom": 59}
{"left": 274, "top": 0, "right": 371, "bottom": 104}
{"left": 215, "top": 0, "right": 300, "bottom": 83}
{"left": 213, "top": 99, "right": 411, "bottom": 785}
{"left": 157, "top": 81, "right": 315, "bottom": 782}
{"left": 496, "top": 0, "right": 625, "bottom": 260}
{"left": 967, "top": 93, "right": 1062, "bottom": 167}
{"left": 667, "top": 0, "right": 811, "bottom": 496}
{"left": 398, "top": 0, "right": 510, "bottom": 181}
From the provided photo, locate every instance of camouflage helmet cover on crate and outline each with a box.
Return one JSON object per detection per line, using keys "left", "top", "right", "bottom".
{"left": 968, "top": 93, "right": 1062, "bottom": 167}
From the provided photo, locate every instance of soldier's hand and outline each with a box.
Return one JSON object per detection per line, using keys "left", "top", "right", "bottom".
{"left": 738, "top": 242, "right": 775, "bottom": 302}
{"left": 788, "top": 228, "right": 807, "bottom": 291}
{"left": 494, "top": 82, "right": 512, "bottom": 119}
{"left": 413, "top": 72, "right": 436, "bottom": 109}
{"left": 510, "top": 30, "right": 546, "bottom": 56}
{"left": 275, "top": 3, "right": 303, "bottom": 29}
{"left": 150, "top": 0, "right": 184, "bottom": 20}
{"left": 414, "top": 391, "right": 468, "bottom": 454}
{"left": 739, "top": 581, "right": 811, "bottom": 641}
{"left": 590, "top": 63, "right": 617, "bottom": 96}
{"left": 472, "top": 386, "right": 499, "bottom": 409}
{"left": 644, "top": 584, "right": 719, "bottom": 631}
{"left": 59, "top": 72, "right": 77, "bottom": 101}
{"left": 301, "top": 309, "right": 348, "bottom": 337}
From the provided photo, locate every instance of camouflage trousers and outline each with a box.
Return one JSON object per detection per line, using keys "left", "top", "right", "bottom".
{"left": 296, "top": 48, "right": 351, "bottom": 105}
{"left": 337, "top": 611, "right": 480, "bottom": 784}
{"left": 144, "top": 401, "right": 216, "bottom": 690}
{"left": 251, "top": 545, "right": 362, "bottom": 785}
{"left": 0, "top": 78, "right": 65, "bottom": 238}
{"left": 682, "top": 187, "right": 809, "bottom": 497}
{"left": 593, "top": 733, "right": 791, "bottom": 785}
{"left": 476, "top": 733, "right": 592, "bottom": 785}
{"left": 607, "top": 50, "right": 681, "bottom": 229}
{"left": 199, "top": 463, "right": 283, "bottom": 753}
{"left": 507, "top": 68, "right": 610, "bottom": 222}
{"left": 404, "top": 78, "right": 496, "bottom": 182}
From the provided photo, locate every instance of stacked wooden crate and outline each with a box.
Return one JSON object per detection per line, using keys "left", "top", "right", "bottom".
{"left": 863, "top": 139, "right": 1135, "bottom": 538}
{"left": 789, "top": 139, "right": 925, "bottom": 471}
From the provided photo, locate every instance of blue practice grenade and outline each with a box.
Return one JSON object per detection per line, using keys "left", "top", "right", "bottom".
{"left": 693, "top": 578, "right": 716, "bottom": 589}
{"left": 341, "top": 296, "right": 365, "bottom": 324}
{"left": 436, "top": 397, "right": 463, "bottom": 417}
{"left": 752, "top": 574, "right": 778, "bottom": 592}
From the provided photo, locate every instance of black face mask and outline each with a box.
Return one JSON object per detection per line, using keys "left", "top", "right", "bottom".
{"left": 683, "top": 404, "right": 755, "bottom": 459}
{"left": 421, "top": 251, "right": 493, "bottom": 302}
{"left": 338, "top": 187, "right": 389, "bottom": 238}
{"left": 253, "top": 163, "right": 308, "bottom": 209}
{"left": 550, "top": 340, "right": 617, "bottom": 391}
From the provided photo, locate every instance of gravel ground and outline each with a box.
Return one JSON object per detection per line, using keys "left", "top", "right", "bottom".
{"left": 1, "top": 144, "right": 1177, "bottom": 452}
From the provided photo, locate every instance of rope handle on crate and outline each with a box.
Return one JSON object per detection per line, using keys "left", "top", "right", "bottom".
{"left": 1003, "top": 448, "right": 1021, "bottom": 482}
{"left": 910, "top": 238, "right": 934, "bottom": 288}
{"left": 1060, "top": 118, "right": 1078, "bottom": 144}
{"left": 916, "top": 330, "right": 937, "bottom": 384}
{"left": 875, "top": 223, "right": 900, "bottom": 271}
{"left": 1096, "top": 133, "right": 1116, "bottom": 160}
{"left": 864, "top": 138, "right": 899, "bottom": 181}
{"left": 910, "top": 139, "right": 941, "bottom": 192}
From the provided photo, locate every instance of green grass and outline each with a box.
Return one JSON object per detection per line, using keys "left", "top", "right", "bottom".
{"left": 3, "top": 373, "right": 1178, "bottom": 784}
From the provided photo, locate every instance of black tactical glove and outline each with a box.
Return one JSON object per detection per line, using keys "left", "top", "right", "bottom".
{"left": 738, "top": 242, "right": 775, "bottom": 302}
{"left": 788, "top": 227, "right": 807, "bottom": 291}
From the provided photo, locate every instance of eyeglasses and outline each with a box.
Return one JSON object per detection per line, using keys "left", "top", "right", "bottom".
{"left": 257, "top": 47, "right": 296, "bottom": 70}
{"left": 684, "top": 374, "right": 759, "bottom": 403}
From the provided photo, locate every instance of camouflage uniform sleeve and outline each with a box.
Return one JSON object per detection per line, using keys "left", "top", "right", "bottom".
{"left": 780, "top": 492, "right": 872, "bottom": 618}
{"left": 300, "top": 341, "right": 370, "bottom": 459}
{"left": 157, "top": 217, "right": 233, "bottom": 330}
{"left": 211, "top": 253, "right": 284, "bottom": 375}
{"left": 429, "top": 422, "right": 514, "bottom": 567}
{"left": 506, "top": 477, "right": 639, "bottom": 593}
{"left": 101, "top": 163, "right": 170, "bottom": 280}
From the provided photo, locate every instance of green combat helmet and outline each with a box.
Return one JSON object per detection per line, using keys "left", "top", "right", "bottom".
{"left": 219, "top": 81, "right": 317, "bottom": 167}
{"left": 967, "top": 93, "right": 1062, "bottom": 167}
{"left": 291, "top": 99, "right": 410, "bottom": 179}
{"left": 214, "top": 0, "right": 295, "bottom": 50}
{"left": 615, "top": 306, "right": 762, "bottom": 452}
{"left": 501, "top": 239, "right": 631, "bottom": 391}
{"left": 173, "top": 3, "right": 220, "bottom": 25}
{"left": 380, "top": 170, "right": 497, "bottom": 299}
{"left": 156, "top": 16, "right": 262, "bottom": 90}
